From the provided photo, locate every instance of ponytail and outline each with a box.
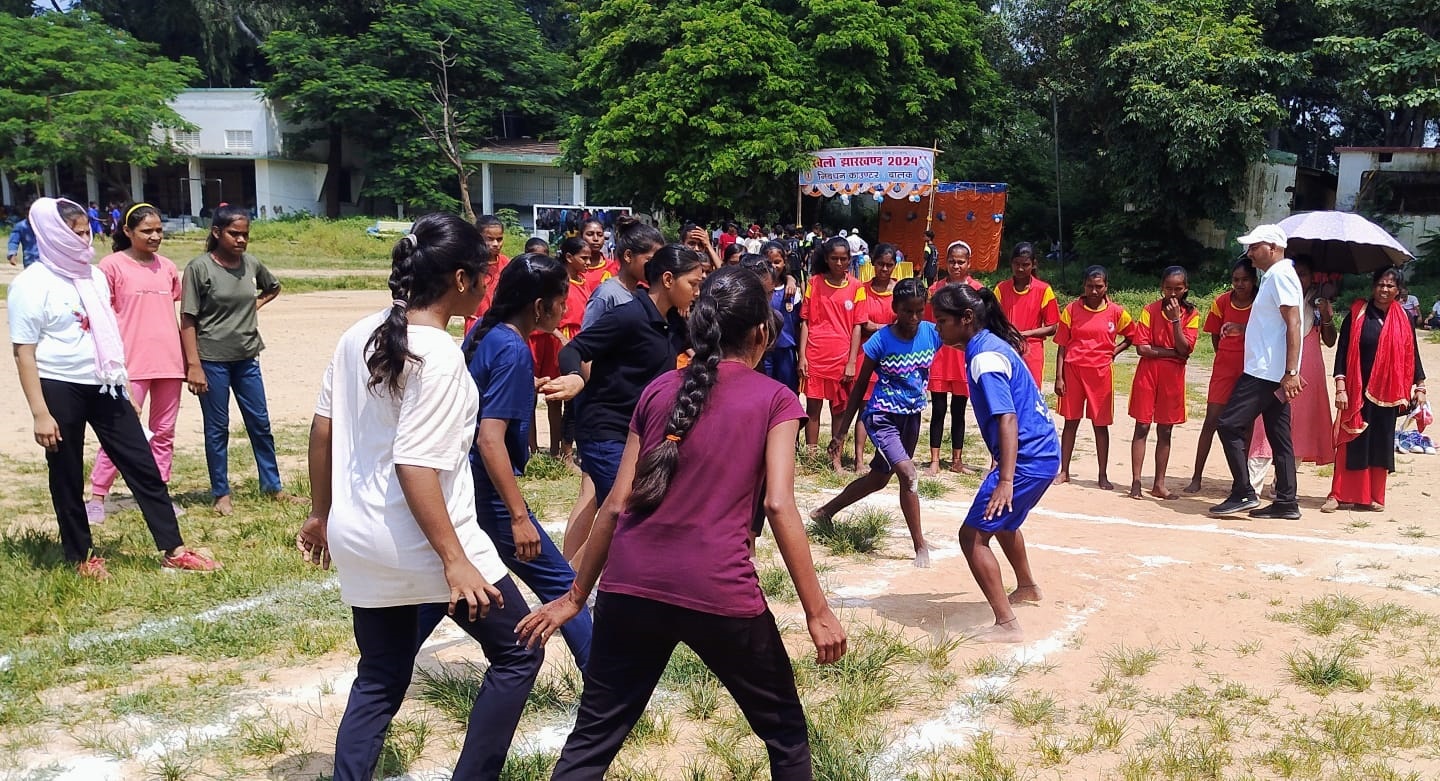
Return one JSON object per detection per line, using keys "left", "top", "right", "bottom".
{"left": 462, "top": 252, "right": 568, "bottom": 363}
{"left": 112, "top": 203, "right": 161, "bottom": 253}
{"left": 366, "top": 213, "right": 487, "bottom": 395}
{"left": 628, "top": 267, "right": 770, "bottom": 514}
{"left": 614, "top": 214, "right": 662, "bottom": 260}
{"left": 931, "top": 283, "right": 1026, "bottom": 354}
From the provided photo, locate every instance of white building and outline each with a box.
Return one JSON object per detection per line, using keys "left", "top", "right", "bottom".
{"left": 468, "top": 139, "right": 588, "bottom": 229}
{"left": 1335, "top": 146, "right": 1440, "bottom": 252}
{"left": 1188, "top": 151, "right": 1336, "bottom": 250}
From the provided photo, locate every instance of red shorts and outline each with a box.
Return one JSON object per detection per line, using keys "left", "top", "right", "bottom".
{"left": 1020, "top": 343, "right": 1045, "bottom": 388}
{"left": 529, "top": 332, "right": 561, "bottom": 379}
{"left": 928, "top": 346, "right": 968, "bottom": 395}
{"left": 1207, "top": 354, "right": 1244, "bottom": 404}
{"left": 805, "top": 376, "right": 851, "bottom": 406}
{"left": 1058, "top": 363, "right": 1115, "bottom": 426}
{"left": 1128, "top": 358, "right": 1187, "bottom": 425}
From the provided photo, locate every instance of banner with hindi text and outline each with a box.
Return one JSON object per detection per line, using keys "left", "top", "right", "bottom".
{"left": 798, "top": 146, "right": 936, "bottom": 200}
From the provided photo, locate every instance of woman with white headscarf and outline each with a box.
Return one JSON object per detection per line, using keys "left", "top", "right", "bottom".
{"left": 8, "top": 198, "right": 220, "bottom": 579}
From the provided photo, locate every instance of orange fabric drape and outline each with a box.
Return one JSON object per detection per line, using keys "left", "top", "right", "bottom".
{"left": 877, "top": 185, "right": 1008, "bottom": 273}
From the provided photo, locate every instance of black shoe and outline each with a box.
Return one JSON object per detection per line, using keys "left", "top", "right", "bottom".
{"left": 1248, "top": 502, "right": 1301, "bottom": 520}
{"left": 1209, "top": 496, "right": 1260, "bottom": 516}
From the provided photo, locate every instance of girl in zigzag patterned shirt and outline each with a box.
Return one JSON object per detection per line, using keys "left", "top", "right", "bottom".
{"left": 815, "top": 278, "right": 943, "bottom": 569}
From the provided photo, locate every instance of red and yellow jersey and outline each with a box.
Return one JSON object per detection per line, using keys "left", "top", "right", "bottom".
{"left": 558, "top": 278, "right": 591, "bottom": 340}
{"left": 923, "top": 276, "right": 983, "bottom": 322}
{"left": 858, "top": 281, "right": 897, "bottom": 328}
{"left": 464, "top": 253, "right": 511, "bottom": 333}
{"left": 995, "top": 278, "right": 1059, "bottom": 346}
{"left": 800, "top": 274, "right": 866, "bottom": 378}
{"left": 1203, "top": 290, "right": 1252, "bottom": 360}
{"left": 1133, "top": 299, "right": 1201, "bottom": 364}
{"left": 1056, "top": 300, "right": 1135, "bottom": 370}
{"left": 580, "top": 262, "right": 612, "bottom": 295}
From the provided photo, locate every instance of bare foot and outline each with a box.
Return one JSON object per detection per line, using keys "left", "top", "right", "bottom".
{"left": 951, "top": 463, "right": 981, "bottom": 476}
{"left": 974, "top": 619, "right": 1025, "bottom": 643}
{"left": 831, "top": 459, "right": 847, "bottom": 474}
{"left": 1008, "top": 584, "right": 1043, "bottom": 605}
{"left": 268, "top": 491, "right": 308, "bottom": 505}
{"left": 927, "top": 462, "right": 941, "bottom": 476}
{"left": 1097, "top": 476, "right": 1114, "bottom": 491}
{"left": 913, "top": 546, "right": 932, "bottom": 569}
{"left": 1149, "top": 485, "right": 1177, "bottom": 500}
{"left": 1128, "top": 480, "right": 1143, "bottom": 499}
{"left": 1052, "top": 472, "right": 1070, "bottom": 486}
{"left": 213, "top": 495, "right": 234, "bottom": 516}
{"left": 1183, "top": 478, "right": 1203, "bottom": 494}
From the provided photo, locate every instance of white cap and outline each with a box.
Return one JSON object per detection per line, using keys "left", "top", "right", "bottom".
{"left": 1237, "top": 224, "right": 1287, "bottom": 248}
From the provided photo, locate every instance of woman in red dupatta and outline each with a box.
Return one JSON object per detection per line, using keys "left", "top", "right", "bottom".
{"left": 1323, "top": 268, "right": 1426, "bottom": 512}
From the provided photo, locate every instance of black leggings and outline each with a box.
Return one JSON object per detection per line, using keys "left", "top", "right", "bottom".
{"left": 930, "top": 392, "right": 968, "bottom": 451}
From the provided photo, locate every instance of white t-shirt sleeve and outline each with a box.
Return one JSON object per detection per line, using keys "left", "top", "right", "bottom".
{"left": 315, "top": 357, "right": 335, "bottom": 418}
{"left": 393, "top": 347, "right": 472, "bottom": 469}
{"left": 1274, "top": 268, "right": 1302, "bottom": 308}
{"left": 7, "top": 272, "right": 42, "bottom": 345}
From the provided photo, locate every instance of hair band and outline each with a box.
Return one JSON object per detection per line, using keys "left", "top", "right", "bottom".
{"left": 402, "top": 233, "right": 418, "bottom": 247}
{"left": 665, "top": 434, "right": 682, "bottom": 443}
{"left": 946, "top": 240, "right": 972, "bottom": 256}
{"left": 392, "top": 299, "right": 408, "bottom": 310}
{"left": 124, "top": 202, "right": 154, "bottom": 224}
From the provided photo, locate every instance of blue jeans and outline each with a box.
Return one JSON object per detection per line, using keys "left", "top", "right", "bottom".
{"left": 198, "top": 358, "right": 281, "bottom": 497}
{"left": 578, "top": 438, "right": 626, "bottom": 506}
{"left": 470, "top": 474, "right": 591, "bottom": 667}
{"left": 336, "top": 577, "right": 541, "bottom": 781}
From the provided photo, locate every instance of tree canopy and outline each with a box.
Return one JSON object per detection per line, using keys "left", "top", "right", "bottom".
{"left": 0, "top": 12, "right": 199, "bottom": 192}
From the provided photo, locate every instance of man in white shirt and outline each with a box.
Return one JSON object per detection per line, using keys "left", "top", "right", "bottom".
{"left": 1211, "top": 225, "right": 1304, "bottom": 519}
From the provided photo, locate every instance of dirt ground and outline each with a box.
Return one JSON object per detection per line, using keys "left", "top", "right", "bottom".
{"left": 5, "top": 286, "right": 1440, "bottom": 779}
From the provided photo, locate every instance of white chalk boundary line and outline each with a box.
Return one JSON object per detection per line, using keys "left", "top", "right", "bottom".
{"left": 0, "top": 578, "right": 339, "bottom": 672}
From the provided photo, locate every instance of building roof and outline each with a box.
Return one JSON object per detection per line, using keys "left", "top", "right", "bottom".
{"left": 467, "top": 139, "right": 566, "bottom": 166}
{"left": 1335, "top": 146, "right": 1440, "bottom": 154}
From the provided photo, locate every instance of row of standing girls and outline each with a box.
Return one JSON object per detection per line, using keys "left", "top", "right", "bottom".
{"left": 8, "top": 197, "right": 304, "bottom": 580}
{"left": 298, "top": 214, "right": 849, "bottom": 779}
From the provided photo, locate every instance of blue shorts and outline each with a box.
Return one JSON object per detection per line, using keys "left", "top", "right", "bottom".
{"left": 864, "top": 410, "right": 921, "bottom": 474}
{"left": 963, "top": 464, "right": 1057, "bottom": 533}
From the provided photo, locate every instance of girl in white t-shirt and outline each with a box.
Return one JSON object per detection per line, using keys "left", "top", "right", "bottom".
{"left": 7, "top": 198, "right": 219, "bottom": 579}
{"left": 295, "top": 212, "right": 540, "bottom": 781}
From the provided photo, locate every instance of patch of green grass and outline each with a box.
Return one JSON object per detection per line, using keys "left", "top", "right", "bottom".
{"left": 660, "top": 645, "right": 716, "bottom": 689}
{"left": 757, "top": 564, "right": 797, "bottom": 601}
{"left": 376, "top": 718, "right": 430, "bottom": 778}
{"left": 1286, "top": 644, "right": 1373, "bottom": 694}
{"left": 917, "top": 477, "right": 947, "bottom": 499}
{"left": 622, "top": 710, "right": 674, "bottom": 748}
{"left": 1101, "top": 643, "right": 1165, "bottom": 677}
{"left": 524, "top": 452, "right": 575, "bottom": 482}
{"left": 807, "top": 507, "right": 890, "bottom": 555}
{"left": 952, "top": 731, "right": 1022, "bottom": 780}
{"left": 500, "top": 750, "right": 560, "bottom": 781}
{"left": 236, "top": 712, "right": 300, "bottom": 758}
{"left": 1007, "top": 691, "right": 1061, "bottom": 727}
{"left": 1270, "top": 594, "right": 1431, "bottom": 636}
{"left": 682, "top": 678, "right": 724, "bottom": 721}
{"left": 275, "top": 274, "right": 391, "bottom": 294}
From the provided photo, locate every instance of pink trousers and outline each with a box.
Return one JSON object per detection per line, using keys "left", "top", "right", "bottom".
{"left": 90, "top": 377, "right": 183, "bottom": 496}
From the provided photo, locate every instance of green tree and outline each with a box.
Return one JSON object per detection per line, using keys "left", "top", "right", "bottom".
{"left": 1316, "top": 0, "right": 1440, "bottom": 147}
{"left": 566, "top": 0, "right": 1002, "bottom": 217}
{"left": 263, "top": 0, "right": 567, "bottom": 216}
{"left": 0, "top": 13, "right": 200, "bottom": 193}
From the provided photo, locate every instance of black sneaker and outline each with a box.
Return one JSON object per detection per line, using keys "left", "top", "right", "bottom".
{"left": 1209, "top": 496, "right": 1261, "bottom": 516}
{"left": 1248, "top": 503, "right": 1301, "bottom": 520}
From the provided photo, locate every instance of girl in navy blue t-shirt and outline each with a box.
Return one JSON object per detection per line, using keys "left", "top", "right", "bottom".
{"left": 457, "top": 253, "right": 594, "bottom": 668}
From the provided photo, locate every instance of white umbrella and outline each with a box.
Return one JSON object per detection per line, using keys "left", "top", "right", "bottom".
{"left": 1276, "top": 211, "right": 1413, "bottom": 274}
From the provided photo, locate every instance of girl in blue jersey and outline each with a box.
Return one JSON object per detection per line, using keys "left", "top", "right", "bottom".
{"left": 818, "top": 279, "right": 940, "bottom": 568}
{"left": 931, "top": 284, "right": 1061, "bottom": 642}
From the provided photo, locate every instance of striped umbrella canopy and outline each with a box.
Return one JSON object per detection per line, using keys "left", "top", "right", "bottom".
{"left": 1276, "top": 211, "right": 1413, "bottom": 274}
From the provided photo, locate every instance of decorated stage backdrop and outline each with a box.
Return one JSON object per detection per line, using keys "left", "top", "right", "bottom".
{"left": 878, "top": 182, "right": 1008, "bottom": 274}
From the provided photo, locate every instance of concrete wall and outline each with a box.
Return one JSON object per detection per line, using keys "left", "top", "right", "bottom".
{"left": 1337, "top": 149, "right": 1440, "bottom": 252}
{"left": 255, "top": 159, "right": 328, "bottom": 218}
{"left": 1189, "top": 159, "right": 1300, "bottom": 249}
{"left": 167, "top": 89, "right": 280, "bottom": 158}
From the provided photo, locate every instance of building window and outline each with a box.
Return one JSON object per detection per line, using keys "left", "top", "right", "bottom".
{"left": 225, "top": 130, "right": 255, "bottom": 152}
{"left": 1359, "top": 170, "right": 1440, "bottom": 215}
{"left": 172, "top": 130, "right": 200, "bottom": 149}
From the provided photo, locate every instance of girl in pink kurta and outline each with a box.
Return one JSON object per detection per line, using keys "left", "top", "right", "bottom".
{"left": 87, "top": 204, "right": 185, "bottom": 522}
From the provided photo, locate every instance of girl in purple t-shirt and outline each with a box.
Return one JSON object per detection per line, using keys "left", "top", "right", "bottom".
{"left": 519, "top": 267, "right": 847, "bottom": 780}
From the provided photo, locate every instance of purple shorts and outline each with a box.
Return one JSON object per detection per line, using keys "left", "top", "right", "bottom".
{"left": 864, "top": 411, "right": 921, "bottom": 474}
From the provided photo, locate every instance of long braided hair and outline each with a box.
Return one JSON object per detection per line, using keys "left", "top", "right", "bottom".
{"left": 627, "top": 267, "right": 772, "bottom": 514}
{"left": 365, "top": 213, "right": 486, "bottom": 395}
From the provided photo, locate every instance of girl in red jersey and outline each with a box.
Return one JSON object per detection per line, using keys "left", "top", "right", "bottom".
{"left": 926, "top": 240, "right": 984, "bottom": 476}
{"left": 463, "top": 215, "right": 510, "bottom": 333}
{"left": 995, "top": 242, "right": 1059, "bottom": 388}
{"left": 1184, "top": 258, "right": 1257, "bottom": 493}
{"left": 1054, "top": 265, "right": 1134, "bottom": 488}
{"left": 799, "top": 237, "right": 865, "bottom": 472}
{"left": 582, "top": 217, "right": 619, "bottom": 279}
{"left": 544, "top": 237, "right": 596, "bottom": 463}
{"left": 851, "top": 244, "right": 900, "bottom": 465}
{"left": 1128, "top": 266, "right": 1200, "bottom": 499}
